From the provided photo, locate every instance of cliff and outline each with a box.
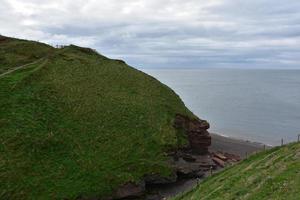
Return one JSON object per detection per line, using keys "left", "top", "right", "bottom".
{"left": 0, "top": 36, "right": 211, "bottom": 200}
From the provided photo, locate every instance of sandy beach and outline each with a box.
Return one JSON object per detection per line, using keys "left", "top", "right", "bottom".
{"left": 209, "top": 133, "right": 268, "bottom": 158}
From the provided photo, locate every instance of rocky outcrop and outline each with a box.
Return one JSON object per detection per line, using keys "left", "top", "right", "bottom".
{"left": 174, "top": 114, "right": 211, "bottom": 154}
{"left": 144, "top": 172, "right": 177, "bottom": 185}
{"left": 100, "top": 115, "right": 242, "bottom": 200}
{"left": 211, "top": 152, "right": 241, "bottom": 167}
{"left": 174, "top": 158, "right": 205, "bottom": 179}
{"left": 113, "top": 182, "right": 145, "bottom": 199}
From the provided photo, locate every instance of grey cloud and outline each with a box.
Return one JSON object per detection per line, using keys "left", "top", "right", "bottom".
{"left": 0, "top": 0, "right": 300, "bottom": 68}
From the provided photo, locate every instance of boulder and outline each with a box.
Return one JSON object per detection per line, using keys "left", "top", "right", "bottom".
{"left": 224, "top": 153, "right": 241, "bottom": 161}
{"left": 212, "top": 157, "right": 226, "bottom": 168}
{"left": 213, "top": 152, "right": 227, "bottom": 161}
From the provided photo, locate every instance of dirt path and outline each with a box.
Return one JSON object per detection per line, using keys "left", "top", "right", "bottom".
{"left": 0, "top": 58, "right": 44, "bottom": 78}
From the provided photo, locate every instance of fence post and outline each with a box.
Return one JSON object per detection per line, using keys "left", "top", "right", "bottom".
{"left": 263, "top": 144, "right": 266, "bottom": 151}
{"left": 210, "top": 166, "right": 213, "bottom": 176}
{"left": 281, "top": 138, "right": 284, "bottom": 146}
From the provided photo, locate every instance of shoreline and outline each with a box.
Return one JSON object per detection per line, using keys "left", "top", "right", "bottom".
{"left": 149, "top": 133, "right": 268, "bottom": 199}
{"left": 209, "top": 133, "right": 269, "bottom": 158}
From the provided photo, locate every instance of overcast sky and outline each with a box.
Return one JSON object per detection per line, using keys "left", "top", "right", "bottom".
{"left": 1, "top": 0, "right": 300, "bottom": 69}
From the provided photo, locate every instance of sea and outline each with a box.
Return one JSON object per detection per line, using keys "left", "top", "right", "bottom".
{"left": 144, "top": 69, "right": 300, "bottom": 146}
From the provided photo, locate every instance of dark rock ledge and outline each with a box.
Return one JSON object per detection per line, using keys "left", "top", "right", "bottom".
{"left": 79, "top": 114, "right": 241, "bottom": 200}
{"left": 173, "top": 114, "right": 211, "bottom": 154}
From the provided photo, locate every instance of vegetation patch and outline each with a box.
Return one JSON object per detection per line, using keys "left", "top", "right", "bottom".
{"left": 174, "top": 142, "right": 300, "bottom": 200}
{"left": 0, "top": 36, "right": 195, "bottom": 199}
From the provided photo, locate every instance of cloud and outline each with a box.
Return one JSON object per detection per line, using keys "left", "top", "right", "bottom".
{"left": 0, "top": 0, "right": 300, "bottom": 68}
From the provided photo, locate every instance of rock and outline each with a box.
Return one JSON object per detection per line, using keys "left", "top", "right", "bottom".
{"left": 172, "top": 158, "right": 204, "bottom": 179}
{"left": 198, "top": 158, "right": 217, "bottom": 170}
{"left": 177, "top": 167, "right": 205, "bottom": 179}
{"left": 145, "top": 194, "right": 162, "bottom": 200}
{"left": 144, "top": 172, "right": 177, "bottom": 185}
{"left": 212, "top": 157, "right": 226, "bottom": 168}
{"left": 114, "top": 181, "right": 145, "bottom": 199}
{"left": 182, "top": 154, "right": 197, "bottom": 162}
{"left": 196, "top": 171, "right": 205, "bottom": 178}
{"left": 175, "top": 151, "right": 197, "bottom": 162}
{"left": 213, "top": 152, "right": 227, "bottom": 161}
{"left": 189, "top": 133, "right": 211, "bottom": 154}
{"left": 224, "top": 153, "right": 241, "bottom": 161}
{"left": 174, "top": 114, "right": 211, "bottom": 154}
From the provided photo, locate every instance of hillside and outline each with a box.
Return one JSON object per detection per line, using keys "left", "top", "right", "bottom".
{"left": 174, "top": 142, "right": 300, "bottom": 200}
{"left": 0, "top": 36, "right": 198, "bottom": 199}
{"left": 0, "top": 35, "right": 54, "bottom": 73}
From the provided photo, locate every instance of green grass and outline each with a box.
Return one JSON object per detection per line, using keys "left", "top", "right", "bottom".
{"left": 0, "top": 36, "right": 195, "bottom": 199}
{"left": 174, "top": 142, "right": 300, "bottom": 200}
{"left": 0, "top": 35, "right": 54, "bottom": 73}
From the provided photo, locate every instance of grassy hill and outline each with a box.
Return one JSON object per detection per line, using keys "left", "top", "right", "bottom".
{"left": 174, "top": 142, "right": 300, "bottom": 200}
{"left": 0, "top": 35, "right": 54, "bottom": 73}
{"left": 0, "top": 36, "right": 195, "bottom": 199}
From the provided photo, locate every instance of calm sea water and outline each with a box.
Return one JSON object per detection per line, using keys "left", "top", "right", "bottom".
{"left": 144, "top": 69, "right": 300, "bottom": 146}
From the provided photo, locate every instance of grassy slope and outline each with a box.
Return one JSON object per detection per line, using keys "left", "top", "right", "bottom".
{"left": 0, "top": 35, "right": 54, "bottom": 73}
{"left": 175, "top": 142, "right": 300, "bottom": 200}
{"left": 0, "top": 37, "right": 194, "bottom": 199}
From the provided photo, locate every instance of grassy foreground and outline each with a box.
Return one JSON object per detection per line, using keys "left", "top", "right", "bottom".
{"left": 0, "top": 36, "right": 194, "bottom": 199}
{"left": 174, "top": 142, "right": 300, "bottom": 200}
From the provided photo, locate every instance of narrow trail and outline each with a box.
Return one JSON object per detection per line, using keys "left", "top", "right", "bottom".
{"left": 0, "top": 58, "right": 45, "bottom": 78}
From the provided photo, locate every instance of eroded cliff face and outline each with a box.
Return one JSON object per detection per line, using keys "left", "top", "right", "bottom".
{"left": 104, "top": 116, "right": 237, "bottom": 200}
{"left": 174, "top": 114, "right": 211, "bottom": 154}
